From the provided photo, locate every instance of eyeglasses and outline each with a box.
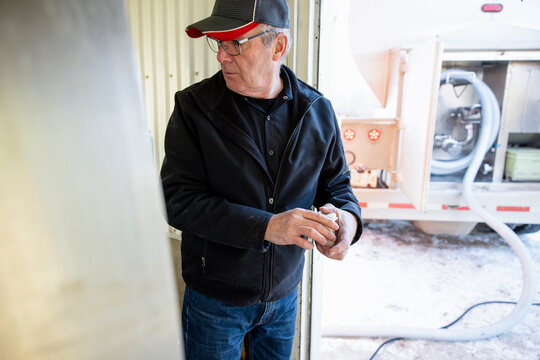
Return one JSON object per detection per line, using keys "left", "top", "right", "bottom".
{"left": 206, "top": 30, "right": 276, "bottom": 56}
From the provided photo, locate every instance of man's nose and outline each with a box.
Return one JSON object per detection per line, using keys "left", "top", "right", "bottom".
{"left": 216, "top": 45, "right": 232, "bottom": 63}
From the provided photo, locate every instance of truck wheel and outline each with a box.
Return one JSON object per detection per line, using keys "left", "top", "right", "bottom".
{"left": 512, "top": 224, "right": 540, "bottom": 235}
{"left": 474, "top": 223, "right": 540, "bottom": 235}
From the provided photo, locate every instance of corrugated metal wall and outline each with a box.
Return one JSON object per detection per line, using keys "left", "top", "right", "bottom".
{"left": 124, "top": 0, "right": 319, "bottom": 165}
{"left": 124, "top": 3, "right": 320, "bottom": 358}
{"left": 125, "top": 0, "right": 218, "bottom": 165}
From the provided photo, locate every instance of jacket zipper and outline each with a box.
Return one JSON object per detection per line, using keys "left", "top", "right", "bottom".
{"left": 260, "top": 98, "right": 321, "bottom": 301}
{"left": 201, "top": 240, "right": 207, "bottom": 276}
{"left": 261, "top": 244, "right": 273, "bottom": 301}
{"left": 272, "top": 97, "right": 321, "bottom": 195}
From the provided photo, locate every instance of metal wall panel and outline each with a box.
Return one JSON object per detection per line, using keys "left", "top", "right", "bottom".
{"left": 125, "top": 2, "right": 321, "bottom": 359}
{"left": 124, "top": 2, "right": 320, "bottom": 359}
{"left": 124, "top": 0, "right": 317, "bottom": 166}
{"left": 125, "top": 0, "right": 220, "bottom": 165}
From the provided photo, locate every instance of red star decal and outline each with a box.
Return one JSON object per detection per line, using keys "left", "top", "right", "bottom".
{"left": 343, "top": 128, "right": 356, "bottom": 141}
{"left": 368, "top": 128, "right": 381, "bottom": 141}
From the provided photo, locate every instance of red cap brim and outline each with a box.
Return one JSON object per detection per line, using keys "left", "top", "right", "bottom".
{"left": 186, "top": 22, "right": 259, "bottom": 41}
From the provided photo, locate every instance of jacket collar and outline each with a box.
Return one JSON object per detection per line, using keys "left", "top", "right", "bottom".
{"left": 194, "top": 65, "right": 320, "bottom": 118}
{"left": 190, "top": 66, "right": 322, "bottom": 185}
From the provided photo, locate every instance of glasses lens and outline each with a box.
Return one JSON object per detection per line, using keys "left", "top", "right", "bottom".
{"left": 206, "top": 37, "right": 241, "bottom": 56}
{"left": 221, "top": 40, "right": 240, "bottom": 56}
{"left": 206, "top": 37, "right": 219, "bottom": 53}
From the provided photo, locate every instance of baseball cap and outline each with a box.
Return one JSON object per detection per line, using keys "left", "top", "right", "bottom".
{"left": 185, "top": 0, "right": 290, "bottom": 41}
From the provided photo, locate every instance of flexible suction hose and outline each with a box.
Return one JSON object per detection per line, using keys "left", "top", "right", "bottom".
{"left": 323, "top": 71, "right": 537, "bottom": 341}
{"left": 431, "top": 70, "right": 500, "bottom": 175}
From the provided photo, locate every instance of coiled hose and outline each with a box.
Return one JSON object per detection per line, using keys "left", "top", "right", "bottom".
{"left": 431, "top": 70, "right": 500, "bottom": 175}
{"left": 323, "top": 70, "right": 537, "bottom": 341}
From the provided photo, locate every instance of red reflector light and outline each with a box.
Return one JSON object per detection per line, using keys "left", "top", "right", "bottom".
{"left": 481, "top": 3, "right": 503, "bottom": 13}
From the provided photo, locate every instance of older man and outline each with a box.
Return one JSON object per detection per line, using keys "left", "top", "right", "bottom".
{"left": 160, "top": 0, "right": 362, "bottom": 358}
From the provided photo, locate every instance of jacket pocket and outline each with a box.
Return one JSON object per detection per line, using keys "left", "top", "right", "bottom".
{"left": 203, "top": 241, "right": 264, "bottom": 288}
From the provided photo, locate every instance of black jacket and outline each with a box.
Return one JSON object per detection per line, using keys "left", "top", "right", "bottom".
{"left": 161, "top": 66, "right": 362, "bottom": 306}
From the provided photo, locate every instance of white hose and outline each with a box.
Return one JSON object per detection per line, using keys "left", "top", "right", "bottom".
{"left": 324, "top": 71, "right": 537, "bottom": 341}
{"left": 431, "top": 70, "right": 500, "bottom": 175}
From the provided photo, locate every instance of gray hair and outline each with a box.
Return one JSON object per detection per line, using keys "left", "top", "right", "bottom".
{"left": 258, "top": 24, "right": 292, "bottom": 62}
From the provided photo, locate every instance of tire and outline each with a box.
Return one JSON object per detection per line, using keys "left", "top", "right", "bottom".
{"left": 512, "top": 224, "right": 540, "bottom": 235}
{"left": 474, "top": 223, "right": 540, "bottom": 235}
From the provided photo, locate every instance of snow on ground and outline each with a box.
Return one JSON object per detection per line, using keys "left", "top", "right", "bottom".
{"left": 320, "top": 220, "right": 540, "bottom": 360}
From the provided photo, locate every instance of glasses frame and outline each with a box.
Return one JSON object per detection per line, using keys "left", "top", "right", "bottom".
{"left": 206, "top": 30, "right": 277, "bottom": 56}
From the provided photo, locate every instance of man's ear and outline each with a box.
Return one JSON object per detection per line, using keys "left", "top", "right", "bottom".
{"left": 272, "top": 33, "right": 288, "bottom": 61}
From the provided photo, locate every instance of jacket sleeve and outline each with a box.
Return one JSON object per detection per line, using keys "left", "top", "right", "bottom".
{"left": 314, "top": 99, "right": 363, "bottom": 244}
{"left": 160, "top": 92, "right": 272, "bottom": 251}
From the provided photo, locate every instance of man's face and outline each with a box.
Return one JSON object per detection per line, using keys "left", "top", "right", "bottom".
{"left": 216, "top": 28, "right": 277, "bottom": 97}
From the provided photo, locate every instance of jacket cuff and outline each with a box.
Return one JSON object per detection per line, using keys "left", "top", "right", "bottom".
{"left": 340, "top": 204, "right": 363, "bottom": 245}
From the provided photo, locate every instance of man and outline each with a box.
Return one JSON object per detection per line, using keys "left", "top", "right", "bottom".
{"left": 161, "top": 0, "right": 362, "bottom": 358}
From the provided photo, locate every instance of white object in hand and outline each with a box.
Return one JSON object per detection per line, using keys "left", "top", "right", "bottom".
{"left": 320, "top": 211, "right": 338, "bottom": 223}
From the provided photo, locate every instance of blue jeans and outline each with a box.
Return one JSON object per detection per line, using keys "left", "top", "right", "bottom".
{"left": 182, "top": 286, "right": 298, "bottom": 360}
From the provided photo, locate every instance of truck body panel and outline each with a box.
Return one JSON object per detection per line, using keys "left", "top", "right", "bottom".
{"left": 319, "top": 0, "right": 540, "bottom": 226}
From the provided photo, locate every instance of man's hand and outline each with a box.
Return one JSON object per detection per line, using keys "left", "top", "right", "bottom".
{"left": 315, "top": 203, "right": 358, "bottom": 260}
{"left": 264, "top": 208, "right": 339, "bottom": 250}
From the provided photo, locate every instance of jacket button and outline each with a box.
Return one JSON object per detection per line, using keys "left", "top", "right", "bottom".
{"left": 266, "top": 115, "right": 271, "bottom": 121}
{"left": 268, "top": 198, "right": 274, "bottom": 205}
{"left": 268, "top": 149, "right": 274, "bottom": 156}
